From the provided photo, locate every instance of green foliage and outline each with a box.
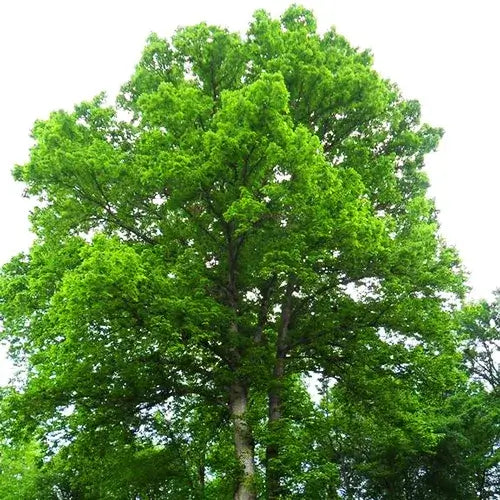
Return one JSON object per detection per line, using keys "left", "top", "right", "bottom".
{"left": 0, "top": 5, "right": 495, "bottom": 500}
{"left": 0, "top": 437, "right": 49, "bottom": 499}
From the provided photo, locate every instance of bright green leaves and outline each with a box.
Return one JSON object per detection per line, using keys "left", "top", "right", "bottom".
{"left": 119, "top": 33, "right": 182, "bottom": 111}
{"left": 51, "top": 236, "right": 147, "bottom": 322}
{"left": 202, "top": 73, "right": 291, "bottom": 191}
{"left": 0, "top": 438, "right": 48, "bottom": 500}
{"left": 138, "top": 81, "right": 212, "bottom": 145}
{"left": 280, "top": 5, "right": 317, "bottom": 33}
{"left": 173, "top": 23, "right": 246, "bottom": 100}
{"left": 15, "top": 102, "right": 134, "bottom": 242}
{"left": 459, "top": 295, "right": 500, "bottom": 390}
{"left": 223, "top": 188, "right": 267, "bottom": 237}
{"left": 215, "top": 73, "right": 290, "bottom": 138}
{"left": 0, "top": 6, "right": 477, "bottom": 499}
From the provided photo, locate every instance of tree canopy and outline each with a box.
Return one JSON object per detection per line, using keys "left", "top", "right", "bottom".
{"left": 0, "top": 5, "right": 498, "bottom": 499}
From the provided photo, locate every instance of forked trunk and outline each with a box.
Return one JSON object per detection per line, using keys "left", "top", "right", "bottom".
{"left": 229, "top": 381, "right": 256, "bottom": 500}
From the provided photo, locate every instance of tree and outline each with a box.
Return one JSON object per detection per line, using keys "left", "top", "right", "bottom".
{"left": 310, "top": 298, "right": 499, "bottom": 500}
{"left": 453, "top": 296, "right": 500, "bottom": 497}
{"left": 1, "top": 5, "right": 468, "bottom": 499}
{"left": 0, "top": 434, "right": 47, "bottom": 499}
{"left": 461, "top": 292, "right": 500, "bottom": 392}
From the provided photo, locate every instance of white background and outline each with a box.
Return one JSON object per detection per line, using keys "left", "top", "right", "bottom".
{"left": 0, "top": 0, "right": 499, "bottom": 381}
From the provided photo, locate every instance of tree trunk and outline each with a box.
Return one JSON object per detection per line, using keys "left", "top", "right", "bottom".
{"left": 229, "top": 381, "right": 256, "bottom": 500}
{"left": 266, "top": 355, "right": 285, "bottom": 499}
{"left": 197, "top": 452, "right": 205, "bottom": 497}
{"left": 225, "top": 228, "right": 255, "bottom": 499}
{"left": 266, "top": 281, "right": 294, "bottom": 499}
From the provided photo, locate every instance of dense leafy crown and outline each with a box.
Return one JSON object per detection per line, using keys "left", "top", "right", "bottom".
{"left": 1, "top": 6, "right": 493, "bottom": 500}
